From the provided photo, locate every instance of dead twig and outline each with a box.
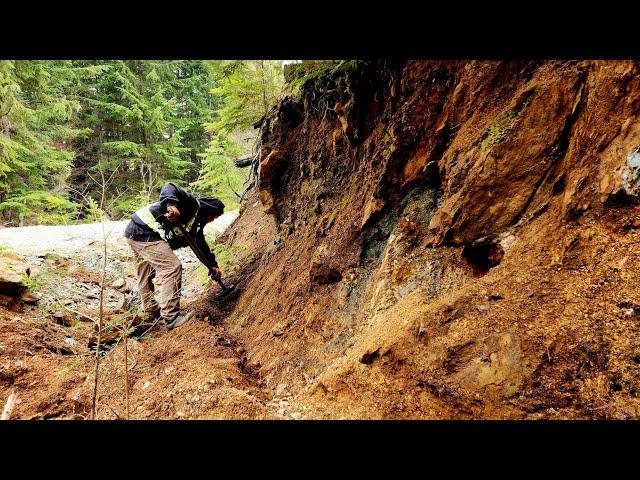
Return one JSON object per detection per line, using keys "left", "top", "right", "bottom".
{"left": 104, "top": 403, "right": 121, "bottom": 420}
{"left": 226, "top": 174, "right": 242, "bottom": 199}
{"left": 121, "top": 317, "right": 132, "bottom": 420}
{"left": 91, "top": 148, "right": 109, "bottom": 420}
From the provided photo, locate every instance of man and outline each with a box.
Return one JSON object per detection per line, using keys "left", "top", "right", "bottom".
{"left": 123, "top": 182, "right": 225, "bottom": 330}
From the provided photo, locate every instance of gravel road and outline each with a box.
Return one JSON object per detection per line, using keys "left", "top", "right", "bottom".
{"left": 0, "top": 211, "right": 239, "bottom": 256}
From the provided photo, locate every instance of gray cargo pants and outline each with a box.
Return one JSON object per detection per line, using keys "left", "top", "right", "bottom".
{"left": 125, "top": 238, "right": 182, "bottom": 322}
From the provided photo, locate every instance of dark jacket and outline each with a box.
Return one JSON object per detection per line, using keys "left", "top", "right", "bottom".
{"left": 123, "top": 182, "right": 218, "bottom": 268}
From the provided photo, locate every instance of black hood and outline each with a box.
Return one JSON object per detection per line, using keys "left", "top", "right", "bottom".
{"left": 197, "top": 197, "right": 225, "bottom": 219}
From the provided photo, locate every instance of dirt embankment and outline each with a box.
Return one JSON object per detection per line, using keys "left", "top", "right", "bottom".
{"left": 217, "top": 60, "right": 640, "bottom": 419}
{"left": 3, "top": 61, "right": 640, "bottom": 419}
{"left": 0, "top": 215, "right": 267, "bottom": 420}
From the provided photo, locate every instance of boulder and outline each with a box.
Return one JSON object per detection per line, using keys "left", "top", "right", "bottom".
{"left": 51, "top": 310, "right": 76, "bottom": 328}
{"left": 111, "top": 278, "right": 133, "bottom": 293}
{"left": 258, "top": 149, "right": 287, "bottom": 187}
{"left": 19, "top": 292, "right": 40, "bottom": 304}
{"left": 0, "top": 255, "right": 30, "bottom": 297}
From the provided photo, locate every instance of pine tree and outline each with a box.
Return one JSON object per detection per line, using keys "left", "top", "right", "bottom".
{"left": 0, "top": 60, "right": 285, "bottom": 224}
{"left": 71, "top": 60, "right": 219, "bottom": 216}
{"left": 167, "top": 60, "right": 218, "bottom": 178}
{"left": 192, "top": 60, "right": 284, "bottom": 208}
{"left": 0, "top": 60, "right": 86, "bottom": 224}
{"left": 208, "top": 60, "right": 284, "bottom": 133}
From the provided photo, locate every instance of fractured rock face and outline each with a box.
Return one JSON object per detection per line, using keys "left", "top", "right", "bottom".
{"left": 309, "top": 245, "right": 342, "bottom": 286}
{"left": 360, "top": 198, "right": 386, "bottom": 229}
{"left": 621, "top": 149, "right": 640, "bottom": 197}
{"left": 227, "top": 60, "right": 640, "bottom": 418}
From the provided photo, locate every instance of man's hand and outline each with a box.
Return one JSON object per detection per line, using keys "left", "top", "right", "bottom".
{"left": 165, "top": 205, "right": 181, "bottom": 222}
{"left": 209, "top": 267, "right": 222, "bottom": 281}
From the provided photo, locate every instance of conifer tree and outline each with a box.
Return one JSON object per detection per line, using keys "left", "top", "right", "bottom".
{"left": 193, "top": 60, "right": 284, "bottom": 207}
{"left": 0, "top": 60, "right": 285, "bottom": 224}
{"left": 71, "top": 60, "right": 218, "bottom": 215}
{"left": 0, "top": 60, "right": 87, "bottom": 224}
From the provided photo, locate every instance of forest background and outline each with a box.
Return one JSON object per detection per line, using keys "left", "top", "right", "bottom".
{"left": 0, "top": 60, "right": 285, "bottom": 225}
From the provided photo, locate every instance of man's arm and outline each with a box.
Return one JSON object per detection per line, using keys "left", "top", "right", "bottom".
{"left": 192, "top": 227, "right": 221, "bottom": 279}
{"left": 165, "top": 205, "right": 180, "bottom": 222}
{"left": 194, "top": 230, "right": 218, "bottom": 268}
{"left": 158, "top": 183, "right": 182, "bottom": 221}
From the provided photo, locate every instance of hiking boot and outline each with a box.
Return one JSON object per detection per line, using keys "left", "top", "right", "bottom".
{"left": 145, "top": 306, "right": 161, "bottom": 319}
{"left": 166, "top": 311, "right": 195, "bottom": 330}
{"left": 132, "top": 307, "right": 161, "bottom": 327}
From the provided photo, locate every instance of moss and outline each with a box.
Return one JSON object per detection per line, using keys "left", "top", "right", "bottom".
{"left": 285, "top": 61, "right": 336, "bottom": 84}
{"left": 285, "top": 61, "right": 339, "bottom": 86}
{"left": 339, "top": 185, "right": 356, "bottom": 208}
{"left": 22, "top": 273, "right": 45, "bottom": 293}
{"left": 323, "top": 186, "right": 356, "bottom": 231}
{"left": 284, "top": 60, "right": 362, "bottom": 100}
{"left": 480, "top": 108, "right": 519, "bottom": 151}
{"left": 211, "top": 243, "right": 251, "bottom": 273}
{"left": 44, "top": 252, "right": 63, "bottom": 261}
{"left": 284, "top": 61, "right": 336, "bottom": 97}
{"left": 212, "top": 244, "right": 233, "bottom": 271}
{"left": 196, "top": 264, "right": 210, "bottom": 285}
{"left": 479, "top": 90, "right": 536, "bottom": 151}
{"left": 42, "top": 303, "right": 59, "bottom": 314}
{"left": 326, "top": 210, "right": 338, "bottom": 230}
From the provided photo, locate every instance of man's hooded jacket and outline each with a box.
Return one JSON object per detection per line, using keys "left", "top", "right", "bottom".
{"left": 123, "top": 182, "right": 225, "bottom": 268}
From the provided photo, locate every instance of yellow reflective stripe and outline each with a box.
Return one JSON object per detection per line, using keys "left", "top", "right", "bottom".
{"left": 135, "top": 205, "right": 166, "bottom": 238}
{"left": 168, "top": 201, "right": 199, "bottom": 237}
{"left": 136, "top": 201, "right": 199, "bottom": 240}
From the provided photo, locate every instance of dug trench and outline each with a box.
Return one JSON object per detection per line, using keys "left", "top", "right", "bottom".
{"left": 3, "top": 59, "right": 640, "bottom": 419}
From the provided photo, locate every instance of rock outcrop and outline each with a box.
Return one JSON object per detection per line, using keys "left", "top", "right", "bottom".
{"left": 216, "top": 60, "right": 640, "bottom": 419}
{"left": 0, "top": 254, "right": 30, "bottom": 297}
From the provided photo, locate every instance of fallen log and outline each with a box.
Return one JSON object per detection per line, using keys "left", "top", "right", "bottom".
{"left": 234, "top": 154, "right": 255, "bottom": 168}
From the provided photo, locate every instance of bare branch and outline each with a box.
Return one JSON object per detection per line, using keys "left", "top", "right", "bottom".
{"left": 91, "top": 145, "right": 109, "bottom": 420}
